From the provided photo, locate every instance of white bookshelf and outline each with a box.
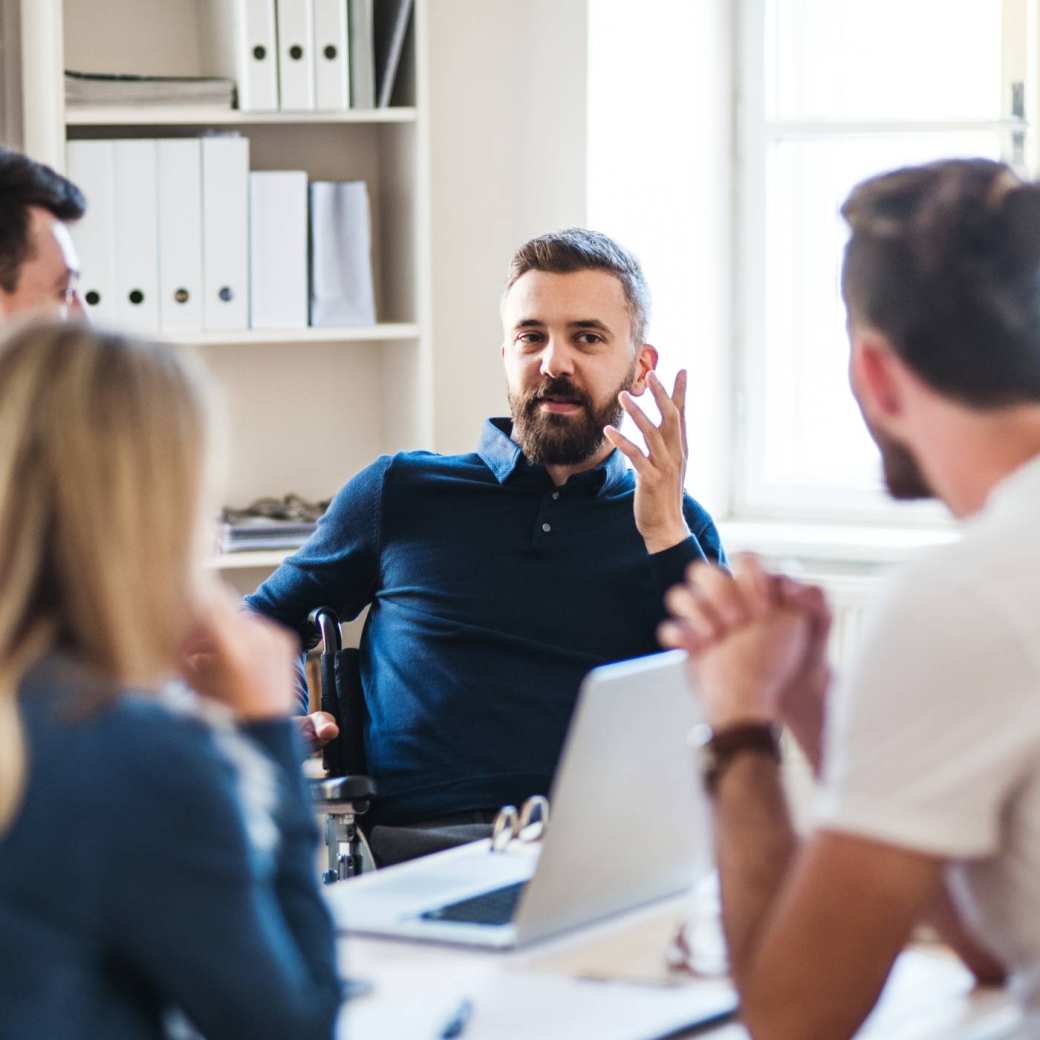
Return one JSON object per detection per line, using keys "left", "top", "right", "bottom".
{"left": 207, "top": 550, "right": 292, "bottom": 572}
{"left": 20, "top": 0, "right": 434, "bottom": 581}
{"left": 173, "top": 323, "right": 420, "bottom": 348}
{"left": 18, "top": 0, "right": 590, "bottom": 591}
{"left": 66, "top": 106, "right": 418, "bottom": 127}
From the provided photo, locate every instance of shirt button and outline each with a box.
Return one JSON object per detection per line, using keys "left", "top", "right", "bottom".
{"left": 541, "top": 522, "right": 552, "bottom": 533}
{"left": 551, "top": 491, "right": 560, "bottom": 500}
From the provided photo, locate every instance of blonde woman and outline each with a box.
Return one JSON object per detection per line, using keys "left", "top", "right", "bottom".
{"left": 0, "top": 321, "right": 341, "bottom": 1038}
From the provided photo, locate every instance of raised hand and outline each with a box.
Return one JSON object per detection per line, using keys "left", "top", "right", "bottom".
{"left": 604, "top": 369, "right": 691, "bottom": 554}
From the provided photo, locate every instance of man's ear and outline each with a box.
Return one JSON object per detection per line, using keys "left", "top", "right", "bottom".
{"left": 628, "top": 344, "right": 660, "bottom": 395}
{"left": 851, "top": 334, "right": 903, "bottom": 419}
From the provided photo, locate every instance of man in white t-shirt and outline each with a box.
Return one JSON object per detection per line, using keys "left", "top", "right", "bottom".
{"left": 660, "top": 157, "right": 1040, "bottom": 1036}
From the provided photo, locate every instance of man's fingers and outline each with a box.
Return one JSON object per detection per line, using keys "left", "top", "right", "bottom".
{"left": 731, "top": 553, "right": 777, "bottom": 617}
{"left": 619, "top": 392, "right": 665, "bottom": 455}
{"left": 689, "top": 563, "right": 751, "bottom": 628}
{"left": 312, "top": 711, "right": 340, "bottom": 745}
{"left": 665, "top": 579, "right": 730, "bottom": 641}
{"left": 646, "top": 371, "right": 681, "bottom": 441}
{"left": 604, "top": 425, "right": 652, "bottom": 476}
{"left": 657, "top": 619, "right": 710, "bottom": 655}
{"left": 296, "top": 712, "right": 340, "bottom": 750}
{"left": 672, "top": 369, "right": 689, "bottom": 454}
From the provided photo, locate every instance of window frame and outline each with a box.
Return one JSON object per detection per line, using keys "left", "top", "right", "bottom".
{"left": 729, "top": 0, "right": 1036, "bottom": 528}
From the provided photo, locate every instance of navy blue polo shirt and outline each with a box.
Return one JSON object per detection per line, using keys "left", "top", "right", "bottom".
{"left": 247, "top": 418, "right": 724, "bottom": 824}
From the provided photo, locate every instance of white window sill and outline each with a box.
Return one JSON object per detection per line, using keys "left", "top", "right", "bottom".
{"left": 717, "top": 518, "right": 958, "bottom": 568}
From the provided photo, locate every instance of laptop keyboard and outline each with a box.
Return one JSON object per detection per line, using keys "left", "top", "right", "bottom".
{"left": 419, "top": 881, "right": 528, "bottom": 926}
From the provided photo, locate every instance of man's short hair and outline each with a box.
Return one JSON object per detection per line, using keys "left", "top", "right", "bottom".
{"left": 0, "top": 147, "right": 86, "bottom": 293}
{"left": 506, "top": 228, "right": 651, "bottom": 345}
{"left": 841, "top": 157, "right": 1040, "bottom": 406}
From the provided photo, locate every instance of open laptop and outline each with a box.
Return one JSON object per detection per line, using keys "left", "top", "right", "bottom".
{"left": 325, "top": 650, "right": 712, "bottom": 950}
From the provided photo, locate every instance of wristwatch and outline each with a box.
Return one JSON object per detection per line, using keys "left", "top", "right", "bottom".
{"left": 688, "top": 721, "right": 782, "bottom": 794}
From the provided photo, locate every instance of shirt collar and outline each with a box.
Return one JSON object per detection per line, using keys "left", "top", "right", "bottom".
{"left": 477, "top": 417, "right": 629, "bottom": 495}
{"left": 983, "top": 451, "right": 1040, "bottom": 520}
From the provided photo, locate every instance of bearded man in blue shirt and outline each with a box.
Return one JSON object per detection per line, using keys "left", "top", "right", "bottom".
{"left": 248, "top": 228, "right": 724, "bottom": 849}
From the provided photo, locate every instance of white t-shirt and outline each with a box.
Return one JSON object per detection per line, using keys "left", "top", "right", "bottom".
{"left": 816, "top": 454, "right": 1040, "bottom": 1016}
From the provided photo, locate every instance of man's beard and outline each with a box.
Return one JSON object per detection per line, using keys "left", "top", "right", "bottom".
{"left": 867, "top": 420, "right": 934, "bottom": 500}
{"left": 509, "top": 368, "right": 635, "bottom": 466}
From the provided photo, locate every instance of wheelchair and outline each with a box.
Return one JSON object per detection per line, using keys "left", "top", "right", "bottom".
{"left": 306, "top": 607, "right": 499, "bottom": 881}
{"left": 306, "top": 607, "right": 377, "bottom": 882}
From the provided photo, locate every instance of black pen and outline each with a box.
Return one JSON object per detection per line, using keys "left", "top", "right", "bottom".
{"left": 438, "top": 997, "right": 473, "bottom": 1039}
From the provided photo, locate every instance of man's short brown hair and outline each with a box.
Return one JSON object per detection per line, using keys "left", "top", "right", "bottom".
{"left": 506, "top": 228, "right": 650, "bottom": 345}
{"left": 841, "top": 157, "right": 1040, "bottom": 406}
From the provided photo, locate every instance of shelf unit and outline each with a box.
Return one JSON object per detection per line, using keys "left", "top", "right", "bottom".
{"left": 65, "top": 106, "right": 418, "bottom": 126}
{"left": 17, "top": 0, "right": 591, "bottom": 594}
{"left": 20, "top": 0, "right": 434, "bottom": 591}
{"left": 208, "top": 549, "right": 293, "bottom": 571}
{"left": 172, "top": 323, "right": 420, "bottom": 348}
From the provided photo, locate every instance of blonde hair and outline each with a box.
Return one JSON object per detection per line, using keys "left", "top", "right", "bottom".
{"left": 0, "top": 320, "right": 217, "bottom": 830}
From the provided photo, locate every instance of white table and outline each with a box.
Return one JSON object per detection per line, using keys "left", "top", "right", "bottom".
{"left": 331, "top": 892, "right": 1024, "bottom": 1039}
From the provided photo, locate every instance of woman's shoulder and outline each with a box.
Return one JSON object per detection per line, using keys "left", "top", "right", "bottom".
{"left": 18, "top": 656, "right": 246, "bottom": 832}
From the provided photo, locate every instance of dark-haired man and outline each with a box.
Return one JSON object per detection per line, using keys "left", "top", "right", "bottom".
{"left": 249, "top": 229, "right": 724, "bottom": 848}
{"left": 0, "top": 147, "right": 86, "bottom": 320}
{"left": 663, "top": 158, "right": 1040, "bottom": 1034}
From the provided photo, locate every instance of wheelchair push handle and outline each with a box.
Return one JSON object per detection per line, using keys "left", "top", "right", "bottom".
{"left": 307, "top": 607, "right": 342, "bottom": 655}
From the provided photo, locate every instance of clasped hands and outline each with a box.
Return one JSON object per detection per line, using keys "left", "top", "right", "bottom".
{"left": 660, "top": 554, "right": 832, "bottom": 767}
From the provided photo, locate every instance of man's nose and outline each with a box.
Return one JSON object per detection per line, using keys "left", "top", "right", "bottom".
{"left": 539, "top": 339, "right": 575, "bottom": 379}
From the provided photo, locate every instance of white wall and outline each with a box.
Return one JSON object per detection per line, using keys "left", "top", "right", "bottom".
{"left": 587, "top": 0, "right": 734, "bottom": 517}
{"left": 425, "top": 0, "right": 588, "bottom": 454}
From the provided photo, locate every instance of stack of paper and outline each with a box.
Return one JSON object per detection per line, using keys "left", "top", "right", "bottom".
{"left": 64, "top": 71, "right": 234, "bottom": 109}
{"left": 220, "top": 518, "right": 317, "bottom": 553}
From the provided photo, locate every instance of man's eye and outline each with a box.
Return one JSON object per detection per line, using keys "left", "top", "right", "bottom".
{"left": 576, "top": 333, "right": 603, "bottom": 345}
{"left": 517, "top": 333, "right": 544, "bottom": 346}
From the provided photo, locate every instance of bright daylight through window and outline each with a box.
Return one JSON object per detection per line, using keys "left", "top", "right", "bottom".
{"left": 738, "top": 0, "right": 1022, "bottom": 521}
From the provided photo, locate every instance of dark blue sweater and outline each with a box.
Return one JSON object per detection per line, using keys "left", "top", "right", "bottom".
{"left": 0, "top": 655, "right": 340, "bottom": 1040}
{"left": 247, "top": 418, "right": 724, "bottom": 825}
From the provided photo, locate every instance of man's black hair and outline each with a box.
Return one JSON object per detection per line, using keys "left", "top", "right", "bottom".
{"left": 0, "top": 147, "right": 86, "bottom": 293}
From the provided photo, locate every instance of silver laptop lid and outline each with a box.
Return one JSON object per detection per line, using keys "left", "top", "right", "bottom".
{"left": 514, "top": 650, "right": 710, "bottom": 944}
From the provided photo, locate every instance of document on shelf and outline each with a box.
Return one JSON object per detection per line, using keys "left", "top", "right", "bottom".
{"left": 65, "top": 140, "right": 117, "bottom": 324}
{"left": 204, "top": 0, "right": 280, "bottom": 113}
{"left": 374, "top": 0, "right": 414, "bottom": 107}
{"left": 201, "top": 136, "right": 250, "bottom": 331}
{"left": 348, "top": 0, "right": 376, "bottom": 108}
{"left": 157, "top": 139, "right": 203, "bottom": 333}
{"left": 313, "top": 0, "right": 350, "bottom": 110}
{"left": 310, "top": 180, "right": 377, "bottom": 327}
{"left": 249, "top": 170, "right": 309, "bottom": 329}
{"left": 277, "top": 0, "right": 316, "bottom": 111}
{"left": 113, "top": 140, "right": 160, "bottom": 333}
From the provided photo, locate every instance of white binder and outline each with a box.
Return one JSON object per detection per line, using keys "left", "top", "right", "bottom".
{"left": 313, "top": 0, "right": 350, "bottom": 110}
{"left": 65, "top": 140, "right": 117, "bottom": 324}
{"left": 157, "top": 140, "right": 203, "bottom": 334}
{"left": 201, "top": 137, "right": 250, "bottom": 331}
{"left": 205, "top": 0, "right": 280, "bottom": 113}
{"left": 348, "top": 0, "right": 375, "bottom": 108}
{"left": 310, "top": 180, "right": 376, "bottom": 326}
{"left": 277, "top": 0, "right": 316, "bottom": 111}
{"left": 249, "top": 171, "right": 309, "bottom": 329}
{"left": 112, "top": 140, "right": 160, "bottom": 333}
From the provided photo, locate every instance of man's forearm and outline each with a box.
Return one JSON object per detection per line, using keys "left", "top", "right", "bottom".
{"left": 713, "top": 753, "right": 798, "bottom": 991}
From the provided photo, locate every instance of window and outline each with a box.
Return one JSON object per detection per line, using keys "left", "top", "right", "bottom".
{"left": 588, "top": 0, "right": 1033, "bottom": 529}
{"left": 736, "top": 0, "right": 1030, "bottom": 521}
